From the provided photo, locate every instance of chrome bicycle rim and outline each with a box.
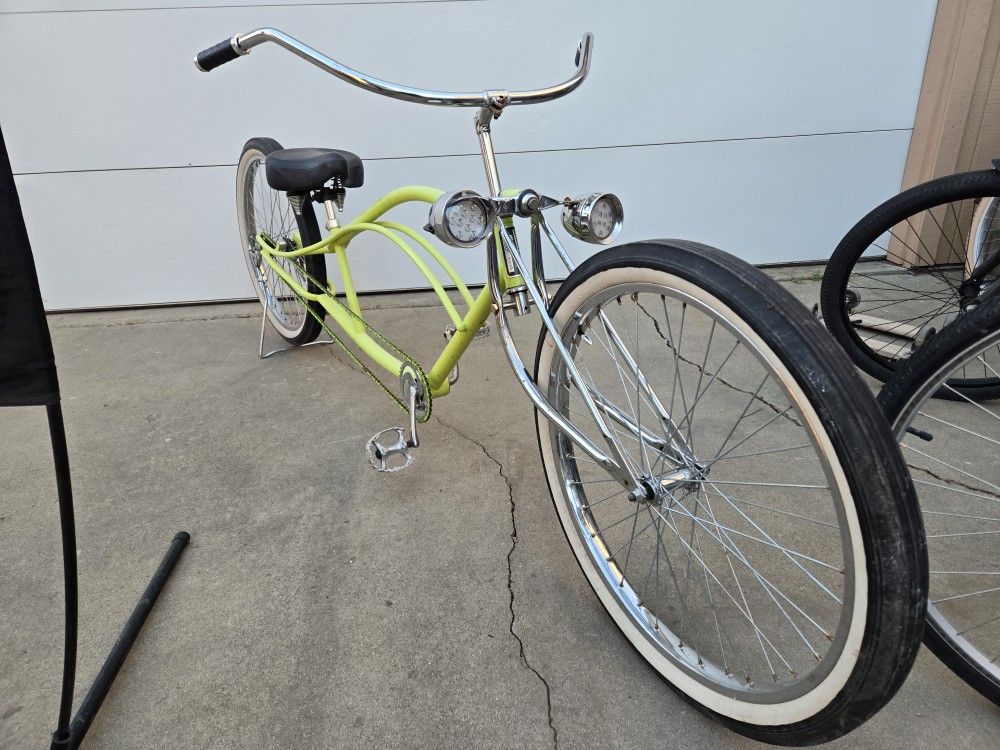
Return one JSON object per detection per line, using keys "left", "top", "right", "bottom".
{"left": 969, "top": 195, "right": 1000, "bottom": 275}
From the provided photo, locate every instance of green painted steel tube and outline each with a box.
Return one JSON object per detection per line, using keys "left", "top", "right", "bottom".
{"left": 350, "top": 186, "right": 444, "bottom": 225}
{"left": 426, "top": 285, "right": 494, "bottom": 389}
{"left": 377, "top": 220, "right": 475, "bottom": 309}
{"left": 257, "top": 184, "right": 499, "bottom": 399}
{"left": 335, "top": 223, "right": 465, "bottom": 328}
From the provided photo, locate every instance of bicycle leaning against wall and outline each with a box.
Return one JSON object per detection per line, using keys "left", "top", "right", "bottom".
{"left": 195, "top": 28, "right": 926, "bottom": 744}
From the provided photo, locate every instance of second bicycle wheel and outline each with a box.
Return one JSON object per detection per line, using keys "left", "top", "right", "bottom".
{"left": 535, "top": 240, "right": 927, "bottom": 745}
{"left": 820, "top": 168, "right": 1000, "bottom": 395}
{"left": 879, "top": 296, "right": 1000, "bottom": 705}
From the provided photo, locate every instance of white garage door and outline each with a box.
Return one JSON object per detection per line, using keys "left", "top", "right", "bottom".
{"left": 0, "top": 0, "right": 936, "bottom": 310}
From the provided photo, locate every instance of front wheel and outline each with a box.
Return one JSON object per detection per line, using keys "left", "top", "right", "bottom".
{"left": 534, "top": 240, "right": 927, "bottom": 745}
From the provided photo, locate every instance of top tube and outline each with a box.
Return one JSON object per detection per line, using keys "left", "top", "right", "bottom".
{"left": 228, "top": 27, "right": 594, "bottom": 107}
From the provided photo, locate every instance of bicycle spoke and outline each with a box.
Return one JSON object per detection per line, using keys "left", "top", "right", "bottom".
{"left": 932, "top": 585, "right": 1000, "bottom": 604}
{"left": 682, "top": 491, "right": 835, "bottom": 646}
{"left": 702, "top": 481, "right": 842, "bottom": 604}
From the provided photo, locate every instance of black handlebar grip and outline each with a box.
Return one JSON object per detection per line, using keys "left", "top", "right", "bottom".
{"left": 195, "top": 38, "right": 241, "bottom": 72}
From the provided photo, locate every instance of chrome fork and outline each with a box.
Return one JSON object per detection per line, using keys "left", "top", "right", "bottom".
{"left": 488, "top": 220, "right": 658, "bottom": 499}
{"left": 474, "top": 100, "right": 685, "bottom": 498}
{"left": 540, "top": 220, "right": 693, "bottom": 462}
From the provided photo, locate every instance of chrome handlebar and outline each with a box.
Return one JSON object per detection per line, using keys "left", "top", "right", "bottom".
{"left": 195, "top": 27, "right": 593, "bottom": 108}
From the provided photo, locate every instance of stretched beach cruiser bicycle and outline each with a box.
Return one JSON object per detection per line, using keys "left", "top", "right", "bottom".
{"left": 196, "top": 29, "right": 926, "bottom": 744}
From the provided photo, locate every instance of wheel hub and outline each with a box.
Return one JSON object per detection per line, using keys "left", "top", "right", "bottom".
{"left": 658, "top": 464, "right": 706, "bottom": 494}
{"left": 958, "top": 277, "right": 988, "bottom": 310}
{"left": 633, "top": 461, "right": 709, "bottom": 506}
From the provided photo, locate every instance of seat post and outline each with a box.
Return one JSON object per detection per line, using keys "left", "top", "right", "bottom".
{"left": 319, "top": 181, "right": 345, "bottom": 230}
{"left": 323, "top": 199, "right": 339, "bottom": 230}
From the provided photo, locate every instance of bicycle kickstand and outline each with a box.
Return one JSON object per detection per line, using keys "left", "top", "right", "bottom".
{"left": 258, "top": 309, "right": 335, "bottom": 359}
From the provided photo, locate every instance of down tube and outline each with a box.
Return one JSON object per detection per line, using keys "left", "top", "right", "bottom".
{"left": 427, "top": 285, "right": 494, "bottom": 390}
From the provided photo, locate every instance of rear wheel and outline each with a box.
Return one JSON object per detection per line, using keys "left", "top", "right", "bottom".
{"left": 236, "top": 137, "right": 326, "bottom": 344}
{"left": 535, "top": 240, "right": 927, "bottom": 745}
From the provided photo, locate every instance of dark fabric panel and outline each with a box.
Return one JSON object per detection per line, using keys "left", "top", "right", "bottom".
{"left": 0, "top": 123, "right": 59, "bottom": 406}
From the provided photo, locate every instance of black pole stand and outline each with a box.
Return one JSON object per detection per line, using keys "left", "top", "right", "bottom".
{"left": 45, "top": 403, "right": 189, "bottom": 750}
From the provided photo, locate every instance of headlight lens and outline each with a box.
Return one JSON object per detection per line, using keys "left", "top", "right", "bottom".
{"left": 429, "top": 189, "right": 494, "bottom": 248}
{"left": 562, "top": 192, "right": 623, "bottom": 245}
{"left": 445, "top": 199, "right": 488, "bottom": 244}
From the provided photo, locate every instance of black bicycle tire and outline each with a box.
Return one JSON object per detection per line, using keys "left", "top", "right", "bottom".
{"left": 820, "top": 168, "right": 1000, "bottom": 397}
{"left": 536, "top": 239, "right": 927, "bottom": 745}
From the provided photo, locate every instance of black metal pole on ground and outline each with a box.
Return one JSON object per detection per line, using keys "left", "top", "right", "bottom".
{"left": 47, "top": 404, "right": 77, "bottom": 745}
{"left": 46, "top": 403, "right": 190, "bottom": 750}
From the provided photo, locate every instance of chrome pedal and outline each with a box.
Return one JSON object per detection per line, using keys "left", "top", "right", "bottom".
{"left": 366, "top": 369, "right": 426, "bottom": 473}
{"left": 366, "top": 427, "right": 415, "bottom": 472}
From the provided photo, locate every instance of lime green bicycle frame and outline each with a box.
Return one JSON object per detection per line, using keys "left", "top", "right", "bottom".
{"left": 258, "top": 185, "right": 525, "bottom": 400}
{"left": 258, "top": 179, "right": 642, "bottom": 494}
{"left": 215, "top": 25, "right": 643, "bottom": 494}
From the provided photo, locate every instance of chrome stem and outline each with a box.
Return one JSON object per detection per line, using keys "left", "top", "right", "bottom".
{"left": 476, "top": 111, "right": 502, "bottom": 198}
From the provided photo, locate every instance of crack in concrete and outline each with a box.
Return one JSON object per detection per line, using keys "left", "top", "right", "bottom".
{"left": 626, "top": 298, "right": 802, "bottom": 426}
{"left": 906, "top": 461, "right": 1000, "bottom": 502}
{"left": 436, "top": 417, "right": 558, "bottom": 749}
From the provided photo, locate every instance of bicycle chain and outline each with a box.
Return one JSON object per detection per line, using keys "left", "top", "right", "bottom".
{"left": 271, "top": 252, "right": 432, "bottom": 423}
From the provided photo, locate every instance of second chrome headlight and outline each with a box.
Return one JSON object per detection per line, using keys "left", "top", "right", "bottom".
{"left": 562, "top": 192, "right": 623, "bottom": 245}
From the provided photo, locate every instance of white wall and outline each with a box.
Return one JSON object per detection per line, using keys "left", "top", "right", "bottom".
{"left": 0, "top": 0, "right": 936, "bottom": 310}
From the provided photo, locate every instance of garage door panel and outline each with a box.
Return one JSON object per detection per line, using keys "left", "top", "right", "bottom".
{"left": 19, "top": 129, "right": 909, "bottom": 310}
{"left": 1, "top": 0, "right": 933, "bottom": 174}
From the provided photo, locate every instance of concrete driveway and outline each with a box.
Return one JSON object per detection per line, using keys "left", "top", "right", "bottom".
{"left": 2, "top": 270, "right": 998, "bottom": 748}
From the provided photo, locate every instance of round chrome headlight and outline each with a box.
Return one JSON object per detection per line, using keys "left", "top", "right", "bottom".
{"left": 429, "top": 189, "right": 495, "bottom": 248}
{"left": 562, "top": 192, "right": 623, "bottom": 245}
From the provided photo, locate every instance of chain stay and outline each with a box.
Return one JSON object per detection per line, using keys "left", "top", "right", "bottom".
{"left": 273, "top": 248, "right": 433, "bottom": 423}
